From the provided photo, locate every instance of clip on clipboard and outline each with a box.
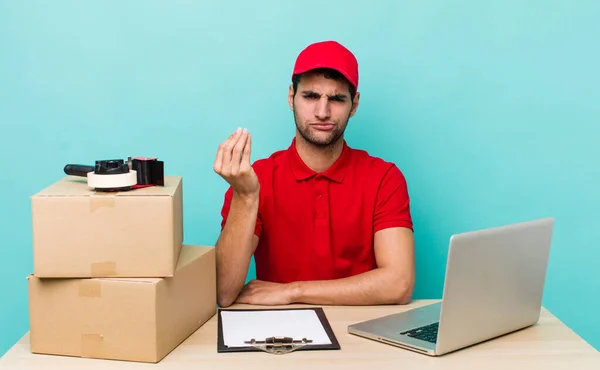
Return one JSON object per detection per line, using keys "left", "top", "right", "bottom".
{"left": 244, "top": 336, "right": 313, "bottom": 354}
{"left": 217, "top": 307, "right": 341, "bottom": 355}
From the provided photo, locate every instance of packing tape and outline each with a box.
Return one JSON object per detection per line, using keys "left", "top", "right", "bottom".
{"left": 78, "top": 280, "right": 102, "bottom": 298}
{"left": 89, "top": 195, "right": 115, "bottom": 212}
{"left": 81, "top": 333, "right": 104, "bottom": 358}
{"left": 91, "top": 262, "right": 117, "bottom": 277}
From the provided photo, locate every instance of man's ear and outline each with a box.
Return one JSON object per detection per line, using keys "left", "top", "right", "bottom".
{"left": 349, "top": 91, "right": 360, "bottom": 117}
{"left": 288, "top": 84, "right": 294, "bottom": 111}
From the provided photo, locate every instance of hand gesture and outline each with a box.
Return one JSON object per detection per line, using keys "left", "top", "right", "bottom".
{"left": 213, "top": 128, "right": 259, "bottom": 198}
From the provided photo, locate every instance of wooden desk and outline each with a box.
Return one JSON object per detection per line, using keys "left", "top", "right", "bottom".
{"left": 0, "top": 300, "right": 598, "bottom": 369}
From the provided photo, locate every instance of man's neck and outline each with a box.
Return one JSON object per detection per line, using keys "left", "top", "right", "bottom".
{"left": 295, "top": 134, "right": 344, "bottom": 173}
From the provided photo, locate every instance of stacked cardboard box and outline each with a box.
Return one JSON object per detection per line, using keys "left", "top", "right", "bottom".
{"left": 27, "top": 175, "right": 216, "bottom": 363}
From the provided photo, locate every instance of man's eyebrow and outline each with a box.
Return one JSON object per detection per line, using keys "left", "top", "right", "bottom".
{"left": 301, "top": 90, "right": 348, "bottom": 100}
{"left": 327, "top": 93, "right": 348, "bottom": 100}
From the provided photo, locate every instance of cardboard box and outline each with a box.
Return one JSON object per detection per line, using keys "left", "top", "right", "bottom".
{"left": 31, "top": 175, "right": 183, "bottom": 278}
{"left": 28, "top": 245, "right": 216, "bottom": 363}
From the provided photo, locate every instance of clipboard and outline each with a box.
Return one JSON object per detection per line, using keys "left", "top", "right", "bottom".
{"left": 217, "top": 307, "right": 341, "bottom": 354}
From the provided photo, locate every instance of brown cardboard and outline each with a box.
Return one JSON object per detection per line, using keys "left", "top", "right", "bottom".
{"left": 28, "top": 245, "right": 216, "bottom": 363}
{"left": 30, "top": 175, "right": 183, "bottom": 278}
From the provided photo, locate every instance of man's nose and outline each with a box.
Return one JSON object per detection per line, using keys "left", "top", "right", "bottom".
{"left": 314, "top": 97, "right": 331, "bottom": 120}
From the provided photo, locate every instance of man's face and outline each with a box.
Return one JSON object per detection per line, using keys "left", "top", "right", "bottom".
{"left": 288, "top": 71, "right": 359, "bottom": 148}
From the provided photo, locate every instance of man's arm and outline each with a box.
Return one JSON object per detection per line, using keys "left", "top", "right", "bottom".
{"left": 236, "top": 226, "right": 415, "bottom": 306}
{"left": 292, "top": 226, "right": 415, "bottom": 305}
{"left": 213, "top": 128, "right": 261, "bottom": 307}
{"left": 216, "top": 193, "right": 260, "bottom": 307}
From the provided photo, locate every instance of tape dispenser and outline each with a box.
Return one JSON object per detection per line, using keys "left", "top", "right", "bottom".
{"left": 64, "top": 157, "right": 164, "bottom": 192}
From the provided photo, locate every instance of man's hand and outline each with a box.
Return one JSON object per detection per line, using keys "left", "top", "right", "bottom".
{"left": 213, "top": 127, "right": 259, "bottom": 198}
{"left": 235, "top": 280, "right": 298, "bottom": 306}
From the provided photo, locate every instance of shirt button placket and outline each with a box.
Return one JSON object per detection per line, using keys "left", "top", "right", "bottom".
{"left": 313, "top": 176, "right": 332, "bottom": 278}
{"left": 315, "top": 179, "right": 326, "bottom": 219}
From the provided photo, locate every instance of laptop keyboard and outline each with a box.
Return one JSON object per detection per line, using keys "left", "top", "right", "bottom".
{"left": 400, "top": 322, "right": 439, "bottom": 343}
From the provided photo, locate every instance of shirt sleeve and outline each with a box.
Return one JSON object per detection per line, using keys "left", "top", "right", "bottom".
{"left": 373, "top": 164, "right": 413, "bottom": 232}
{"left": 220, "top": 186, "right": 263, "bottom": 237}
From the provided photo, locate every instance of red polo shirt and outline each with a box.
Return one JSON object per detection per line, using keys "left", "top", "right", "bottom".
{"left": 220, "top": 138, "right": 413, "bottom": 283}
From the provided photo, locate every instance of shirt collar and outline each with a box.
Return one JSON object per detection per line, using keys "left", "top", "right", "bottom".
{"left": 286, "top": 137, "right": 351, "bottom": 183}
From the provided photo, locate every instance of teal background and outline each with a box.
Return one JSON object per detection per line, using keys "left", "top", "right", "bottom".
{"left": 1, "top": 0, "right": 599, "bottom": 357}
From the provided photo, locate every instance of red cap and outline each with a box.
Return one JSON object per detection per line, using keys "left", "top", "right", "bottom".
{"left": 292, "top": 40, "right": 359, "bottom": 90}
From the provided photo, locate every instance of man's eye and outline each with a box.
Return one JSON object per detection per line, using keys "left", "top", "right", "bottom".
{"left": 304, "top": 94, "right": 318, "bottom": 99}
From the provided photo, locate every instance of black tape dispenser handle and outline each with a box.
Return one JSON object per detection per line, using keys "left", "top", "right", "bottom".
{"left": 64, "top": 164, "right": 95, "bottom": 177}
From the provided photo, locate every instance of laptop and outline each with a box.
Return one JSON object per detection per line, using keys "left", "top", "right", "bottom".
{"left": 348, "top": 217, "right": 554, "bottom": 356}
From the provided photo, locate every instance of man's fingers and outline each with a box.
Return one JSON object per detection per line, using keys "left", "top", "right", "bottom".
{"left": 235, "top": 285, "right": 253, "bottom": 304}
{"left": 241, "top": 133, "right": 252, "bottom": 170}
{"left": 214, "top": 138, "right": 232, "bottom": 174}
{"left": 221, "top": 128, "right": 243, "bottom": 173}
{"left": 230, "top": 129, "right": 248, "bottom": 175}
{"left": 234, "top": 292, "right": 247, "bottom": 303}
{"left": 213, "top": 140, "right": 227, "bottom": 173}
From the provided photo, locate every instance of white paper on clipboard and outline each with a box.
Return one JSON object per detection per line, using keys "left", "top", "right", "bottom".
{"left": 220, "top": 309, "right": 333, "bottom": 347}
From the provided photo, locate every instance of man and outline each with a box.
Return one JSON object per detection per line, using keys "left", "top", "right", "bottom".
{"left": 213, "top": 40, "right": 415, "bottom": 308}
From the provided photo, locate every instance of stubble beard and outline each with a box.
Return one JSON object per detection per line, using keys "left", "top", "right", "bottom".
{"left": 292, "top": 106, "right": 349, "bottom": 149}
